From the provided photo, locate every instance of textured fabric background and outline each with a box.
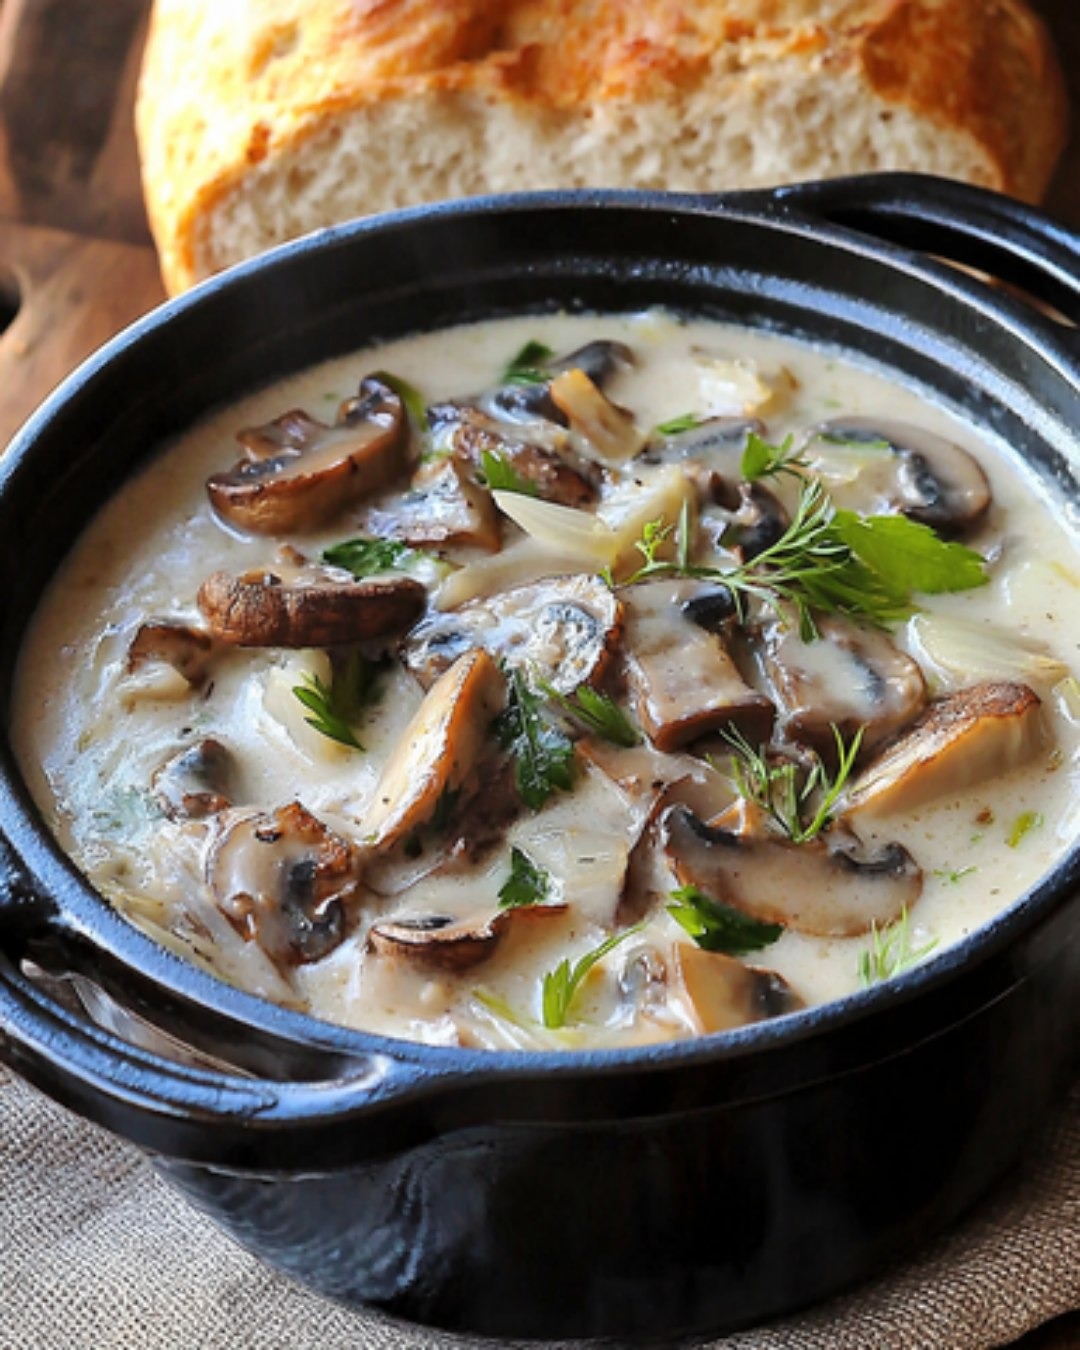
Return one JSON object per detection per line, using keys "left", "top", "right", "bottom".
{"left": 0, "top": 1068, "right": 1076, "bottom": 1350}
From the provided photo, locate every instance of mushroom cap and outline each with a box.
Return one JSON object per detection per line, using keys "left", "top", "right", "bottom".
{"left": 661, "top": 802, "right": 923, "bottom": 938}
{"left": 811, "top": 417, "right": 992, "bottom": 536}
{"left": 206, "top": 376, "right": 408, "bottom": 534}
{"left": 207, "top": 802, "right": 363, "bottom": 967}
{"left": 367, "top": 902, "right": 566, "bottom": 973}
{"left": 402, "top": 572, "right": 623, "bottom": 694}
{"left": 197, "top": 568, "right": 426, "bottom": 647}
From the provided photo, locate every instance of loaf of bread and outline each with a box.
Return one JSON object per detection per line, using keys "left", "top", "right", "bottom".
{"left": 136, "top": 0, "right": 1069, "bottom": 295}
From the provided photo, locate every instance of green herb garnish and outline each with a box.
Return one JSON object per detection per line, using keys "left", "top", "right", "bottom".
{"left": 323, "top": 536, "right": 418, "bottom": 578}
{"left": 541, "top": 924, "right": 644, "bottom": 1029}
{"left": 502, "top": 340, "right": 555, "bottom": 386}
{"left": 1007, "top": 810, "right": 1044, "bottom": 848}
{"left": 933, "top": 866, "right": 977, "bottom": 885}
{"left": 494, "top": 667, "right": 575, "bottom": 810}
{"left": 292, "top": 651, "right": 379, "bottom": 751}
{"left": 667, "top": 885, "right": 783, "bottom": 955}
{"left": 370, "top": 369, "right": 427, "bottom": 426}
{"left": 542, "top": 681, "right": 641, "bottom": 747}
{"left": 479, "top": 449, "right": 538, "bottom": 496}
{"left": 653, "top": 412, "right": 703, "bottom": 437}
{"left": 829, "top": 511, "right": 989, "bottom": 595}
{"left": 859, "top": 907, "right": 939, "bottom": 986}
{"left": 619, "top": 478, "right": 987, "bottom": 638}
{"left": 741, "top": 431, "right": 809, "bottom": 482}
{"left": 814, "top": 432, "right": 890, "bottom": 450}
{"left": 721, "top": 723, "right": 864, "bottom": 844}
{"left": 498, "top": 846, "right": 553, "bottom": 909}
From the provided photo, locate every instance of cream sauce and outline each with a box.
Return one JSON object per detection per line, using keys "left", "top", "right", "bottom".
{"left": 13, "top": 311, "right": 1080, "bottom": 1049}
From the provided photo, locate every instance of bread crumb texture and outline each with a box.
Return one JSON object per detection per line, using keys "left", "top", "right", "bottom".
{"left": 136, "top": 0, "right": 1069, "bottom": 294}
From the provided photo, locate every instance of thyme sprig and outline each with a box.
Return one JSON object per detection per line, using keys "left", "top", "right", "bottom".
{"left": 720, "top": 723, "right": 864, "bottom": 844}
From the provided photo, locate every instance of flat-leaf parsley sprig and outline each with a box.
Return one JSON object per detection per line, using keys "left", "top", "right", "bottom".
{"left": 494, "top": 667, "right": 575, "bottom": 810}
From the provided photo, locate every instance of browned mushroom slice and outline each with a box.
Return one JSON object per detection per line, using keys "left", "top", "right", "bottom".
{"left": 549, "top": 368, "right": 645, "bottom": 463}
{"left": 365, "top": 456, "right": 500, "bottom": 552}
{"left": 448, "top": 415, "right": 599, "bottom": 508}
{"left": 208, "top": 802, "right": 363, "bottom": 968}
{"left": 661, "top": 802, "right": 922, "bottom": 937}
{"left": 367, "top": 902, "right": 566, "bottom": 973}
{"left": 127, "top": 621, "right": 215, "bottom": 685}
{"left": 235, "top": 409, "right": 329, "bottom": 460}
{"left": 153, "top": 738, "right": 235, "bottom": 819}
{"left": 197, "top": 569, "right": 425, "bottom": 647}
{"left": 403, "top": 573, "right": 623, "bottom": 693}
{"left": 672, "top": 944, "right": 804, "bottom": 1035}
{"left": 207, "top": 376, "right": 407, "bottom": 534}
{"left": 363, "top": 648, "right": 505, "bottom": 851}
{"left": 757, "top": 613, "right": 927, "bottom": 757}
{"left": 812, "top": 418, "right": 991, "bottom": 535}
{"left": 843, "top": 681, "right": 1046, "bottom": 821}
{"left": 623, "top": 580, "right": 774, "bottom": 752}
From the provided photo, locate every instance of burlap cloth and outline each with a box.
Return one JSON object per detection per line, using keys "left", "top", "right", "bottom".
{"left": 0, "top": 1067, "right": 1076, "bottom": 1350}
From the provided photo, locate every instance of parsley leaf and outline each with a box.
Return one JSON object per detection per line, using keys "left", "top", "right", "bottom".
{"left": 292, "top": 651, "right": 380, "bottom": 751}
{"left": 498, "top": 846, "right": 553, "bottom": 909}
{"left": 859, "top": 906, "right": 938, "bottom": 986}
{"left": 479, "top": 449, "right": 538, "bottom": 497}
{"left": 323, "top": 536, "right": 419, "bottom": 578}
{"left": 541, "top": 924, "right": 644, "bottom": 1028}
{"left": 653, "top": 412, "right": 703, "bottom": 437}
{"left": 502, "top": 340, "right": 555, "bottom": 386}
{"left": 541, "top": 681, "right": 641, "bottom": 747}
{"left": 494, "top": 667, "right": 575, "bottom": 810}
{"left": 667, "top": 884, "right": 783, "bottom": 955}
{"left": 829, "top": 511, "right": 989, "bottom": 595}
{"left": 370, "top": 369, "right": 427, "bottom": 426}
{"left": 741, "top": 431, "right": 809, "bottom": 482}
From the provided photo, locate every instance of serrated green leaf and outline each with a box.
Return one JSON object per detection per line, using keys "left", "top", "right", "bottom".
{"left": 323, "top": 536, "right": 419, "bottom": 579}
{"left": 829, "top": 511, "right": 989, "bottom": 595}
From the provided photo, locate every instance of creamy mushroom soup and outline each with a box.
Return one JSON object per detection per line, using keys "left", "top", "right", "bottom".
{"left": 14, "top": 312, "right": 1080, "bottom": 1049}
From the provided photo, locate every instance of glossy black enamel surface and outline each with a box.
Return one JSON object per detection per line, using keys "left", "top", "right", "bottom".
{"left": 0, "top": 175, "right": 1077, "bottom": 1339}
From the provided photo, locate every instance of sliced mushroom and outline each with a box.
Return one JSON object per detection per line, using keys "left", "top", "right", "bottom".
{"left": 843, "top": 681, "right": 1046, "bottom": 821}
{"left": 811, "top": 418, "right": 991, "bottom": 535}
{"left": 756, "top": 612, "right": 927, "bottom": 757}
{"left": 363, "top": 648, "right": 505, "bottom": 851}
{"left": 447, "top": 414, "right": 599, "bottom": 508}
{"left": 705, "top": 477, "right": 790, "bottom": 561}
{"left": 367, "top": 902, "right": 566, "bottom": 973}
{"left": 152, "top": 738, "right": 235, "bottom": 819}
{"left": 197, "top": 568, "right": 425, "bottom": 648}
{"left": 549, "top": 368, "right": 645, "bottom": 463}
{"left": 127, "top": 621, "right": 215, "bottom": 686}
{"left": 623, "top": 580, "right": 774, "bottom": 752}
{"left": 364, "top": 456, "right": 501, "bottom": 552}
{"left": 488, "top": 339, "right": 634, "bottom": 423}
{"left": 672, "top": 944, "right": 804, "bottom": 1035}
{"left": 661, "top": 802, "right": 923, "bottom": 937}
{"left": 402, "top": 573, "right": 623, "bottom": 693}
{"left": 639, "top": 416, "right": 763, "bottom": 472}
{"left": 207, "top": 376, "right": 408, "bottom": 534}
{"left": 208, "top": 802, "right": 363, "bottom": 968}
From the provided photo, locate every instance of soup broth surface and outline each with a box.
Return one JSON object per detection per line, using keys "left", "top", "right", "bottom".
{"left": 14, "top": 312, "right": 1080, "bottom": 1049}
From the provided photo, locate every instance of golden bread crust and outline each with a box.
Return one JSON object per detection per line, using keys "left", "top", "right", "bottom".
{"left": 136, "top": 0, "right": 1069, "bottom": 294}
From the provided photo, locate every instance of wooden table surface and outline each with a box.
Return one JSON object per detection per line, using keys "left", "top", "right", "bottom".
{"left": 0, "top": 1, "right": 1076, "bottom": 1345}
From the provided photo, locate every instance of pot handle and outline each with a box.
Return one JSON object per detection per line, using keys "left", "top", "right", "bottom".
{"left": 0, "top": 833, "right": 446, "bottom": 1164}
{"left": 769, "top": 173, "right": 1080, "bottom": 332}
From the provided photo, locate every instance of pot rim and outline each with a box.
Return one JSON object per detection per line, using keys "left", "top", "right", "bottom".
{"left": 1, "top": 175, "right": 1078, "bottom": 1108}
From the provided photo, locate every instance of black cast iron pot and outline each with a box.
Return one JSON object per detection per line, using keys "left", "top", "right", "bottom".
{"left": 0, "top": 174, "right": 1078, "bottom": 1343}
